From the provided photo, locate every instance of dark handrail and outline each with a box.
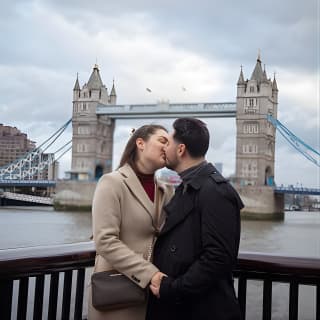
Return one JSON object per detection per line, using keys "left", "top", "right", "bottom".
{"left": 1, "top": 242, "right": 320, "bottom": 279}
{"left": 0, "top": 242, "right": 95, "bottom": 279}
{"left": 236, "top": 251, "right": 320, "bottom": 278}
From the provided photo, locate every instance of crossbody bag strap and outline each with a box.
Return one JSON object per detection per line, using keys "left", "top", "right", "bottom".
{"left": 145, "top": 184, "right": 161, "bottom": 262}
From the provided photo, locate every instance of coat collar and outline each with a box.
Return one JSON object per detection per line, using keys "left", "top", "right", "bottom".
{"left": 182, "top": 162, "right": 223, "bottom": 190}
{"left": 159, "top": 163, "right": 224, "bottom": 236}
{"left": 118, "top": 164, "right": 169, "bottom": 229}
{"left": 118, "top": 163, "right": 155, "bottom": 215}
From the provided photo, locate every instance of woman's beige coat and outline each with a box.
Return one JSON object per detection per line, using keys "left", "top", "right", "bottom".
{"left": 88, "top": 164, "right": 173, "bottom": 320}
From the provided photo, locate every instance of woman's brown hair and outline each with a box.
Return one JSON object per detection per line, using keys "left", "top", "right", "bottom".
{"left": 118, "top": 124, "right": 167, "bottom": 168}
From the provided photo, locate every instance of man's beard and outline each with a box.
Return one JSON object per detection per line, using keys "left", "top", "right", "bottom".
{"left": 165, "top": 157, "right": 178, "bottom": 171}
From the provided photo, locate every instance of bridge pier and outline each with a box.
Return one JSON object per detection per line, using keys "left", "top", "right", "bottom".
{"left": 53, "top": 180, "right": 286, "bottom": 219}
{"left": 235, "top": 185, "right": 284, "bottom": 220}
{"left": 53, "top": 181, "right": 96, "bottom": 211}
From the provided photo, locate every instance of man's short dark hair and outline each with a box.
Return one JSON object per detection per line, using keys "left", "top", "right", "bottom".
{"left": 173, "top": 118, "right": 209, "bottom": 158}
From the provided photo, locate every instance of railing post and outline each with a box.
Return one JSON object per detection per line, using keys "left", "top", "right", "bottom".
{"left": 74, "top": 268, "right": 86, "bottom": 320}
{"left": 238, "top": 275, "right": 247, "bottom": 320}
{"left": 48, "top": 272, "right": 59, "bottom": 320}
{"left": 0, "top": 279, "right": 13, "bottom": 320}
{"left": 61, "top": 270, "right": 73, "bottom": 320}
{"left": 262, "top": 279, "right": 272, "bottom": 320}
{"left": 17, "top": 277, "right": 29, "bottom": 320}
{"left": 289, "top": 279, "right": 299, "bottom": 320}
{"left": 316, "top": 282, "right": 319, "bottom": 320}
{"left": 33, "top": 275, "right": 45, "bottom": 320}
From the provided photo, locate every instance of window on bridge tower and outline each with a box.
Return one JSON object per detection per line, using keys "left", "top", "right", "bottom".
{"left": 245, "top": 98, "right": 258, "bottom": 113}
{"left": 267, "top": 142, "right": 273, "bottom": 156}
{"left": 77, "top": 143, "right": 87, "bottom": 152}
{"left": 243, "top": 122, "right": 259, "bottom": 134}
{"left": 82, "top": 103, "right": 88, "bottom": 111}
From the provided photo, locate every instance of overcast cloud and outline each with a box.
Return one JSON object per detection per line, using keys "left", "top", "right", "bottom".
{"left": 0, "top": 0, "right": 319, "bottom": 187}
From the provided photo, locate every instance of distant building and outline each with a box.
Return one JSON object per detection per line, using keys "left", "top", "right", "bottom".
{"left": 0, "top": 124, "right": 35, "bottom": 167}
{"left": 0, "top": 124, "right": 56, "bottom": 180}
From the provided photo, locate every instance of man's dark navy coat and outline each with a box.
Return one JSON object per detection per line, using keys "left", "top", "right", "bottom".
{"left": 146, "top": 163, "right": 244, "bottom": 320}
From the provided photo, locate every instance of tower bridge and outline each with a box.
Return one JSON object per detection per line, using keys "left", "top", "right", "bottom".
{"left": 57, "top": 55, "right": 285, "bottom": 218}
{"left": 70, "top": 56, "right": 280, "bottom": 190}
{"left": 1, "top": 55, "right": 319, "bottom": 217}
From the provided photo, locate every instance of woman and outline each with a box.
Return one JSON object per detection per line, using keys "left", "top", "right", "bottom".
{"left": 88, "top": 124, "right": 173, "bottom": 320}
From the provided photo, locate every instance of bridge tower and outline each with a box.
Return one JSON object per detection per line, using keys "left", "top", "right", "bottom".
{"left": 70, "top": 65, "right": 116, "bottom": 180}
{"left": 235, "top": 54, "right": 278, "bottom": 187}
{"left": 234, "top": 55, "right": 284, "bottom": 219}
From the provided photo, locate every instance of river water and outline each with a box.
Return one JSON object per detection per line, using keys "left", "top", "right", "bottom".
{"left": 0, "top": 207, "right": 319, "bottom": 319}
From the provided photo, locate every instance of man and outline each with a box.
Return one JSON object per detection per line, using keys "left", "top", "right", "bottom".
{"left": 146, "top": 118, "right": 244, "bottom": 320}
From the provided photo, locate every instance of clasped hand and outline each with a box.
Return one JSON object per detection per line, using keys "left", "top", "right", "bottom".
{"left": 150, "top": 271, "right": 166, "bottom": 298}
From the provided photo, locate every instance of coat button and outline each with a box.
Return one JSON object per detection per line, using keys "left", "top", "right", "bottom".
{"left": 170, "top": 245, "right": 177, "bottom": 253}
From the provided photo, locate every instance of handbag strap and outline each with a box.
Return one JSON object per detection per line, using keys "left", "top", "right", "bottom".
{"left": 145, "top": 237, "right": 156, "bottom": 262}
{"left": 145, "top": 183, "right": 161, "bottom": 262}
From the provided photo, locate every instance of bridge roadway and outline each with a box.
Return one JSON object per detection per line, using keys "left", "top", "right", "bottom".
{"left": 0, "top": 181, "right": 318, "bottom": 207}
{"left": 0, "top": 180, "right": 56, "bottom": 188}
{"left": 0, "top": 178, "right": 319, "bottom": 196}
{"left": 274, "top": 186, "right": 320, "bottom": 195}
{"left": 96, "top": 102, "right": 237, "bottom": 119}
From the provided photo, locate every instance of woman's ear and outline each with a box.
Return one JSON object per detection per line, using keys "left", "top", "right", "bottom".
{"left": 136, "top": 137, "right": 145, "bottom": 151}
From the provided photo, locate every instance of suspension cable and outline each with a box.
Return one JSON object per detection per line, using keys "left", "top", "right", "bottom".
{"left": 55, "top": 146, "right": 72, "bottom": 161}
{"left": 267, "top": 114, "right": 320, "bottom": 167}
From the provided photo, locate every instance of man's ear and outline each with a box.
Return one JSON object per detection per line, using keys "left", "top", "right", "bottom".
{"left": 136, "top": 137, "right": 145, "bottom": 151}
{"left": 177, "top": 143, "right": 186, "bottom": 157}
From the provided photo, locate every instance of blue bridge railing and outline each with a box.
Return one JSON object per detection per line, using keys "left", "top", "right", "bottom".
{"left": 0, "top": 180, "right": 56, "bottom": 187}
{"left": 274, "top": 186, "right": 320, "bottom": 195}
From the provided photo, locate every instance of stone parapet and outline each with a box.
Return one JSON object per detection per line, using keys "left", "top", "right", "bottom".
{"left": 235, "top": 185, "right": 284, "bottom": 220}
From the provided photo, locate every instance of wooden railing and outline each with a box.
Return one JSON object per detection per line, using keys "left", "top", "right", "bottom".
{"left": 0, "top": 242, "right": 319, "bottom": 320}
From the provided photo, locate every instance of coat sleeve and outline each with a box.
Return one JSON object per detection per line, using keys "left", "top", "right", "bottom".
{"left": 92, "top": 174, "right": 159, "bottom": 289}
{"left": 160, "top": 181, "right": 241, "bottom": 301}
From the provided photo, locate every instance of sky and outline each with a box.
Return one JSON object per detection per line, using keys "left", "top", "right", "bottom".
{"left": 0, "top": 0, "right": 319, "bottom": 187}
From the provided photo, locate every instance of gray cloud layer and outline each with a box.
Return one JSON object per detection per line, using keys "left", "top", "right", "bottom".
{"left": 0, "top": 0, "right": 319, "bottom": 187}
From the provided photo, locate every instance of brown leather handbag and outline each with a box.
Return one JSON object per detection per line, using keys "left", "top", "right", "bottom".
{"left": 91, "top": 270, "right": 146, "bottom": 311}
{"left": 91, "top": 237, "right": 156, "bottom": 311}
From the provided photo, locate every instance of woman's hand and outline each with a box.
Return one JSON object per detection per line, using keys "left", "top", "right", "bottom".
{"left": 150, "top": 283, "right": 160, "bottom": 298}
{"left": 150, "top": 271, "right": 166, "bottom": 298}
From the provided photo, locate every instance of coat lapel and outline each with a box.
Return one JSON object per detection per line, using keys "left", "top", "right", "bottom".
{"left": 159, "top": 186, "right": 195, "bottom": 236}
{"left": 118, "top": 164, "right": 155, "bottom": 219}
